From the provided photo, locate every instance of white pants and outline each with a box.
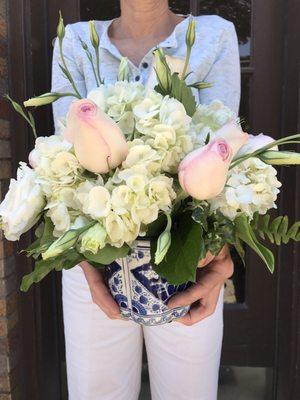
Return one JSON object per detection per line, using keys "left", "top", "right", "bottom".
{"left": 63, "top": 266, "right": 224, "bottom": 400}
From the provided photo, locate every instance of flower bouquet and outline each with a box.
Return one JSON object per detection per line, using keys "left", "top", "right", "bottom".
{"left": 1, "top": 15, "right": 299, "bottom": 325}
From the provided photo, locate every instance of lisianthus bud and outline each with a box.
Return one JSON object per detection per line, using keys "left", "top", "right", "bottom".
{"left": 57, "top": 12, "right": 65, "bottom": 41}
{"left": 42, "top": 230, "right": 79, "bottom": 260}
{"left": 258, "top": 150, "right": 300, "bottom": 165}
{"left": 186, "top": 17, "right": 196, "bottom": 48}
{"left": 153, "top": 48, "right": 171, "bottom": 91}
{"left": 89, "top": 20, "right": 100, "bottom": 48}
{"left": 24, "top": 92, "right": 65, "bottom": 107}
{"left": 80, "top": 223, "right": 107, "bottom": 254}
{"left": 118, "top": 57, "right": 130, "bottom": 81}
{"left": 155, "top": 214, "right": 172, "bottom": 264}
{"left": 65, "top": 99, "right": 128, "bottom": 173}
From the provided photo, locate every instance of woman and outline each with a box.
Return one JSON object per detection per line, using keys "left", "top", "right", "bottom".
{"left": 51, "top": 1, "right": 240, "bottom": 399}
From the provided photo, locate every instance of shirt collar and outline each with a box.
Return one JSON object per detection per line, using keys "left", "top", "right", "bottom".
{"left": 99, "top": 14, "right": 192, "bottom": 53}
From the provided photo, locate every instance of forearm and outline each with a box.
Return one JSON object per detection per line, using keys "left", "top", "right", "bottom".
{"left": 79, "top": 261, "right": 103, "bottom": 286}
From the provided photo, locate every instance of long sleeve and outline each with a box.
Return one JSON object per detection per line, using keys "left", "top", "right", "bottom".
{"left": 199, "top": 22, "right": 241, "bottom": 115}
{"left": 51, "top": 24, "right": 87, "bottom": 133}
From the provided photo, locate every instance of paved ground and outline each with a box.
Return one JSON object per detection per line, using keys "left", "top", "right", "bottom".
{"left": 139, "top": 366, "right": 268, "bottom": 399}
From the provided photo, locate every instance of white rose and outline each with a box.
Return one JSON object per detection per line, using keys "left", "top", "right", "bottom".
{"left": 0, "top": 163, "right": 45, "bottom": 240}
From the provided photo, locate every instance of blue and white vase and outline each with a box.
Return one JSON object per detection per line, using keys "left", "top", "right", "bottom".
{"left": 105, "top": 239, "right": 192, "bottom": 326}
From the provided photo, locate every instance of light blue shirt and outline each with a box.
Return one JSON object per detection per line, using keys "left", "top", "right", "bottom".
{"left": 51, "top": 15, "right": 241, "bottom": 131}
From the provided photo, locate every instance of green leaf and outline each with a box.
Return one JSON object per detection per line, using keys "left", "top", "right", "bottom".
{"left": 234, "top": 236, "right": 245, "bottom": 265}
{"left": 235, "top": 214, "right": 275, "bottom": 273}
{"left": 22, "top": 217, "right": 55, "bottom": 258}
{"left": 154, "top": 212, "right": 204, "bottom": 285}
{"left": 83, "top": 244, "right": 130, "bottom": 265}
{"left": 191, "top": 202, "right": 210, "bottom": 231}
{"left": 20, "top": 249, "right": 84, "bottom": 292}
{"left": 251, "top": 213, "right": 300, "bottom": 245}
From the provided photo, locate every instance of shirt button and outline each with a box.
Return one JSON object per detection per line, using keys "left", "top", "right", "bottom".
{"left": 135, "top": 75, "right": 141, "bottom": 81}
{"left": 142, "top": 62, "right": 149, "bottom": 69}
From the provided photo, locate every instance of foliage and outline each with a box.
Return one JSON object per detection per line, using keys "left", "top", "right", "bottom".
{"left": 251, "top": 213, "right": 300, "bottom": 245}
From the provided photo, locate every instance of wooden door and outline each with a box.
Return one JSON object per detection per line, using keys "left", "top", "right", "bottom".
{"left": 7, "top": 0, "right": 300, "bottom": 399}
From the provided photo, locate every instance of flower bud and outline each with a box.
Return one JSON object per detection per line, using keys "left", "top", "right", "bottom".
{"left": 155, "top": 229, "right": 171, "bottom": 264}
{"left": 179, "top": 122, "right": 248, "bottom": 200}
{"left": 65, "top": 99, "right": 128, "bottom": 173}
{"left": 42, "top": 230, "right": 79, "bottom": 260}
{"left": 24, "top": 92, "right": 64, "bottom": 107}
{"left": 57, "top": 11, "right": 65, "bottom": 41}
{"left": 258, "top": 150, "right": 300, "bottom": 165}
{"left": 186, "top": 17, "right": 196, "bottom": 48}
{"left": 118, "top": 57, "right": 130, "bottom": 81}
{"left": 89, "top": 20, "right": 100, "bottom": 48}
{"left": 153, "top": 48, "right": 171, "bottom": 91}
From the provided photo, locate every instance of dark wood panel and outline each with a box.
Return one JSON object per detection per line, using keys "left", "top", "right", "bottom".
{"left": 273, "top": 0, "right": 300, "bottom": 398}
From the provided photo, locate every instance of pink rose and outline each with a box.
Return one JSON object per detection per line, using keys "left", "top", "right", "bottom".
{"left": 64, "top": 99, "right": 128, "bottom": 174}
{"left": 178, "top": 121, "right": 248, "bottom": 200}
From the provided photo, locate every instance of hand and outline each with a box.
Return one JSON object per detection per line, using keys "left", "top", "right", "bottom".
{"left": 80, "top": 261, "right": 121, "bottom": 320}
{"left": 168, "top": 245, "right": 234, "bottom": 326}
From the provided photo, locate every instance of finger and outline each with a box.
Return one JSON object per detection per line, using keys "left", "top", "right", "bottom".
{"left": 93, "top": 282, "right": 121, "bottom": 319}
{"left": 168, "top": 283, "right": 205, "bottom": 309}
{"left": 198, "top": 251, "right": 215, "bottom": 268}
{"left": 177, "top": 285, "right": 221, "bottom": 325}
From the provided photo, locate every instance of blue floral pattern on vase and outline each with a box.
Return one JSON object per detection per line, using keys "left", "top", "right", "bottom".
{"left": 105, "top": 240, "right": 192, "bottom": 326}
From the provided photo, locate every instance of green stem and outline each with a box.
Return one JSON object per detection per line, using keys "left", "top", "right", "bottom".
{"left": 181, "top": 47, "right": 191, "bottom": 80}
{"left": 59, "top": 40, "right": 82, "bottom": 98}
{"left": 230, "top": 133, "right": 300, "bottom": 169}
{"left": 95, "top": 47, "right": 102, "bottom": 84}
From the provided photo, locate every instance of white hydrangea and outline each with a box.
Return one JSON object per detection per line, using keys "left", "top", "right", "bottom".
{"left": 192, "top": 100, "right": 237, "bottom": 145}
{"left": 209, "top": 157, "right": 282, "bottom": 220}
{"left": 29, "top": 135, "right": 83, "bottom": 196}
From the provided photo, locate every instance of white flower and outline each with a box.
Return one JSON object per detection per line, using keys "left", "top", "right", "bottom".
{"left": 121, "top": 212, "right": 140, "bottom": 243}
{"left": 29, "top": 135, "right": 72, "bottom": 169}
{"left": 209, "top": 157, "right": 282, "bottom": 220}
{"left": 105, "top": 212, "right": 126, "bottom": 245}
{"left": 148, "top": 176, "right": 176, "bottom": 210}
{"left": 133, "top": 90, "right": 162, "bottom": 121}
{"left": 0, "top": 163, "right": 45, "bottom": 241}
{"left": 50, "top": 151, "right": 83, "bottom": 181}
{"left": 78, "top": 186, "right": 111, "bottom": 219}
{"left": 192, "top": 100, "right": 236, "bottom": 144}
{"left": 122, "top": 144, "right": 160, "bottom": 169}
{"left": 159, "top": 96, "right": 191, "bottom": 131}
{"left": 46, "top": 202, "right": 70, "bottom": 237}
{"left": 87, "top": 86, "right": 107, "bottom": 111}
{"left": 111, "top": 185, "right": 134, "bottom": 215}
{"left": 80, "top": 223, "right": 107, "bottom": 254}
{"left": 131, "top": 193, "right": 159, "bottom": 224}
